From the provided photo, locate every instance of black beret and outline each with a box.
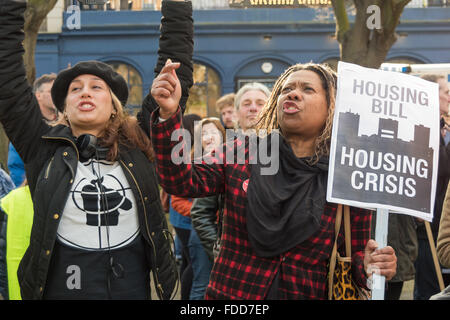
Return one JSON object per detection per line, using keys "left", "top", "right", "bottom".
{"left": 51, "top": 60, "right": 129, "bottom": 112}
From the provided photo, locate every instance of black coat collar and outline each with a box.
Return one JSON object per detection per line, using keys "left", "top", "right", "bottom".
{"left": 42, "top": 124, "right": 77, "bottom": 142}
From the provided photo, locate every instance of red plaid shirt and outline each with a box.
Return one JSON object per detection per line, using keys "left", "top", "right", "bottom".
{"left": 151, "top": 108, "right": 372, "bottom": 300}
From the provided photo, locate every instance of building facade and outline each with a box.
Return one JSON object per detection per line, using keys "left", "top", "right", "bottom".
{"left": 36, "top": 0, "right": 450, "bottom": 117}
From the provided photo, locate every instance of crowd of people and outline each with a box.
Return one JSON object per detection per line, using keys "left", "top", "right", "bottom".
{"left": 0, "top": 0, "right": 449, "bottom": 301}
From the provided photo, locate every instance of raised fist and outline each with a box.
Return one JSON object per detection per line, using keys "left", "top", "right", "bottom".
{"left": 151, "top": 59, "right": 182, "bottom": 119}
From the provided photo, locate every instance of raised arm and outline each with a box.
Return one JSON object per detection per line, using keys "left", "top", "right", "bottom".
{"left": 148, "top": 9, "right": 226, "bottom": 198}
{"left": 138, "top": 0, "right": 193, "bottom": 135}
{"left": 0, "top": 0, "right": 50, "bottom": 163}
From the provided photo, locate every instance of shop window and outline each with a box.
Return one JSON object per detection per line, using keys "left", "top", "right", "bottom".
{"left": 185, "top": 63, "right": 221, "bottom": 118}
{"left": 106, "top": 61, "right": 143, "bottom": 113}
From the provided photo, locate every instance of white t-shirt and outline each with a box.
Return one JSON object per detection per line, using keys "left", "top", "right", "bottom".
{"left": 57, "top": 159, "right": 139, "bottom": 251}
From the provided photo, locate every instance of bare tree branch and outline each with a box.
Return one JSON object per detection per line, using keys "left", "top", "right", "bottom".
{"left": 382, "top": 0, "right": 411, "bottom": 34}
{"left": 331, "top": 0, "right": 350, "bottom": 42}
{"left": 23, "top": 0, "right": 58, "bottom": 84}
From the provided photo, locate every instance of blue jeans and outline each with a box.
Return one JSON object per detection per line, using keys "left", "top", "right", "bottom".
{"left": 188, "top": 229, "right": 213, "bottom": 300}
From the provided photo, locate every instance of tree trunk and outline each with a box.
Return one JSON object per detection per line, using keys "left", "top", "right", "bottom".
{"left": 23, "top": 0, "right": 58, "bottom": 85}
{"left": 340, "top": 27, "right": 397, "bottom": 68}
{"left": 0, "top": 0, "right": 57, "bottom": 172}
{"left": 332, "top": 0, "right": 411, "bottom": 69}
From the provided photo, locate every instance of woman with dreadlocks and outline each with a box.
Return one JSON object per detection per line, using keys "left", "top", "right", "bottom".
{"left": 150, "top": 62, "right": 397, "bottom": 299}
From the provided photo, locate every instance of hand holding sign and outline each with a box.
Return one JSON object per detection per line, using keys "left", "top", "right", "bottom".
{"left": 364, "top": 239, "right": 397, "bottom": 281}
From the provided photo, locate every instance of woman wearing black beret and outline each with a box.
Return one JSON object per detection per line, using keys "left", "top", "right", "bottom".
{"left": 0, "top": 0, "right": 193, "bottom": 300}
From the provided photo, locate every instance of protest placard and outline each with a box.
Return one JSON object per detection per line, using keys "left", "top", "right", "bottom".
{"left": 327, "top": 61, "right": 440, "bottom": 222}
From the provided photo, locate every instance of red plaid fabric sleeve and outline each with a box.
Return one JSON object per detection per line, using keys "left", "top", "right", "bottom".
{"left": 347, "top": 206, "right": 372, "bottom": 289}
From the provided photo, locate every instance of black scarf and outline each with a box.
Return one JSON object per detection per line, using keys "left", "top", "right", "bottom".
{"left": 246, "top": 132, "right": 329, "bottom": 258}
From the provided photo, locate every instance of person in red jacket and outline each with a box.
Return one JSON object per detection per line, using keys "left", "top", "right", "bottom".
{"left": 150, "top": 61, "right": 397, "bottom": 299}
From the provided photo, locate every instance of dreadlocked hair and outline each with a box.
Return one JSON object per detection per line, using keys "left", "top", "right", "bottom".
{"left": 255, "top": 62, "right": 337, "bottom": 165}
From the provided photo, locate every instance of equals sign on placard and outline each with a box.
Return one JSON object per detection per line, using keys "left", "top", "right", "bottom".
{"left": 380, "top": 129, "right": 395, "bottom": 139}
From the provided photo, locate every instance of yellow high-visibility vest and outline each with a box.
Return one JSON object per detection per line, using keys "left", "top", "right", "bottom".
{"left": 1, "top": 186, "right": 33, "bottom": 300}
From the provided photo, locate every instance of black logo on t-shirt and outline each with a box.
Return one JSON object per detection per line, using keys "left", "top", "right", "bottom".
{"left": 74, "top": 176, "right": 132, "bottom": 226}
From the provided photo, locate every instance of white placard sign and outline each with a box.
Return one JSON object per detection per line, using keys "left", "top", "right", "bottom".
{"left": 327, "top": 62, "right": 440, "bottom": 222}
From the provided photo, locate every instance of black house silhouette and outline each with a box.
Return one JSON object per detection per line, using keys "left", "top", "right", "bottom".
{"left": 331, "top": 111, "right": 434, "bottom": 213}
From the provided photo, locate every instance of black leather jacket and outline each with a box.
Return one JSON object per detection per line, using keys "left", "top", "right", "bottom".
{"left": 190, "top": 194, "right": 224, "bottom": 262}
{"left": 0, "top": 0, "right": 193, "bottom": 299}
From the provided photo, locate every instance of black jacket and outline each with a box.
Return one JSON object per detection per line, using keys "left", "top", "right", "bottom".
{"left": 190, "top": 195, "right": 224, "bottom": 262}
{"left": 0, "top": 0, "right": 193, "bottom": 299}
